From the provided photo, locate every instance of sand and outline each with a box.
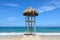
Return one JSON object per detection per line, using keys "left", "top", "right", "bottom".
{"left": 0, "top": 35, "right": 60, "bottom": 40}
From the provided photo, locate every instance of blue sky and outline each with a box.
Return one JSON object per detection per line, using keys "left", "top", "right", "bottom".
{"left": 0, "top": 0, "right": 60, "bottom": 27}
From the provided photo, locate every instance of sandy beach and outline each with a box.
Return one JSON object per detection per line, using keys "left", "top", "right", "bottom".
{"left": 0, "top": 35, "right": 41, "bottom": 40}
{"left": 0, "top": 34, "right": 60, "bottom": 40}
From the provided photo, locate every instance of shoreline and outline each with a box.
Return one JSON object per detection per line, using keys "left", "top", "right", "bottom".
{"left": 1, "top": 32, "right": 60, "bottom": 35}
{"left": 0, "top": 33, "right": 60, "bottom": 40}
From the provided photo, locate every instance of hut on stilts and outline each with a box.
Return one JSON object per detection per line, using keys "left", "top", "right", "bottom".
{"left": 23, "top": 7, "right": 38, "bottom": 35}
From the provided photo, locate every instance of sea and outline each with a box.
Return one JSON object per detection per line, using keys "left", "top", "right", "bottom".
{"left": 0, "top": 27, "right": 60, "bottom": 36}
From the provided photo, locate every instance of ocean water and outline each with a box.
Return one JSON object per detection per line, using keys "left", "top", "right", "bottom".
{"left": 0, "top": 27, "right": 60, "bottom": 33}
{"left": 0, "top": 27, "right": 60, "bottom": 35}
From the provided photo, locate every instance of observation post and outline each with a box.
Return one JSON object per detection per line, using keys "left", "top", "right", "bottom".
{"left": 23, "top": 7, "right": 38, "bottom": 35}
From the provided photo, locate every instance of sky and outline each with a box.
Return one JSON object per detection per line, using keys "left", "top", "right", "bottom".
{"left": 0, "top": 0, "right": 60, "bottom": 27}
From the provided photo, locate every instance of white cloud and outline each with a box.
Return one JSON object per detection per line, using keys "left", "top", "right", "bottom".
{"left": 37, "top": 0, "right": 60, "bottom": 13}
{"left": 8, "top": 17, "right": 17, "bottom": 21}
{"left": 52, "top": 0, "right": 60, "bottom": 7}
{"left": 0, "top": 3, "right": 20, "bottom": 7}
{"left": 37, "top": 6, "right": 56, "bottom": 13}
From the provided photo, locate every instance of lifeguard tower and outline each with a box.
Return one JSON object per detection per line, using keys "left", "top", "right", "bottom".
{"left": 23, "top": 7, "right": 38, "bottom": 35}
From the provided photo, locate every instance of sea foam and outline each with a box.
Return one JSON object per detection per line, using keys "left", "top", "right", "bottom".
{"left": 0, "top": 32, "right": 24, "bottom": 35}
{"left": 0, "top": 32, "right": 60, "bottom": 36}
{"left": 36, "top": 33, "right": 60, "bottom": 35}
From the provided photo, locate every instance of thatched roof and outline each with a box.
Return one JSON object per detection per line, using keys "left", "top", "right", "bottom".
{"left": 23, "top": 7, "right": 38, "bottom": 16}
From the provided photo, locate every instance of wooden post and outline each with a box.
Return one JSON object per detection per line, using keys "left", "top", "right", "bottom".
{"left": 34, "top": 16, "right": 36, "bottom": 35}
{"left": 28, "top": 16, "right": 29, "bottom": 34}
{"left": 31, "top": 16, "right": 32, "bottom": 34}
